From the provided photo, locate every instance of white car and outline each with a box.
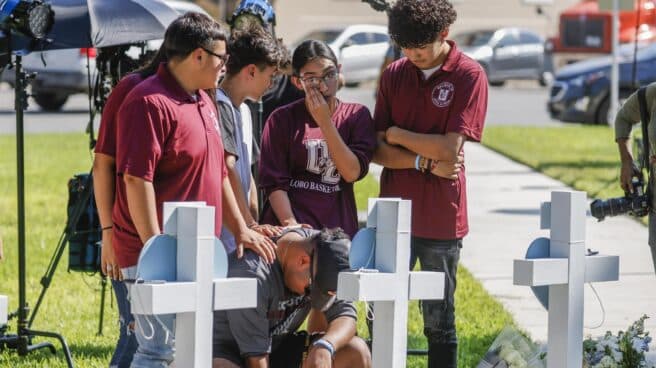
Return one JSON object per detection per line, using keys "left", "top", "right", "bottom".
{"left": 2, "top": 0, "right": 207, "bottom": 111}
{"left": 295, "top": 24, "right": 389, "bottom": 86}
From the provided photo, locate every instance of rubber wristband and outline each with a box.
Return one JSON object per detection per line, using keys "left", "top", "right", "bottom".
{"left": 312, "top": 338, "right": 335, "bottom": 358}
{"left": 414, "top": 155, "right": 421, "bottom": 171}
{"left": 101, "top": 226, "right": 112, "bottom": 231}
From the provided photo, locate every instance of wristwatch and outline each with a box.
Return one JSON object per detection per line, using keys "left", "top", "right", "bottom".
{"left": 312, "top": 338, "right": 335, "bottom": 358}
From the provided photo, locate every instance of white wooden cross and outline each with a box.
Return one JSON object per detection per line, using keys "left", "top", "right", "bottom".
{"left": 513, "top": 191, "right": 620, "bottom": 368}
{"left": 0, "top": 295, "right": 7, "bottom": 326}
{"left": 337, "top": 198, "right": 445, "bottom": 368}
{"left": 130, "top": 202, "right": 257, "bottom": 367}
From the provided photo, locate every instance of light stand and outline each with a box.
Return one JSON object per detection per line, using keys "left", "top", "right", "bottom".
{"left": 0, "top": 43, "right": 74, "bottom": 368}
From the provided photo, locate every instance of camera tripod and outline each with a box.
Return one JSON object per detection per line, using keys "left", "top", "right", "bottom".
{"left": 0, "top": 54, "right": 75, "bottom": 368}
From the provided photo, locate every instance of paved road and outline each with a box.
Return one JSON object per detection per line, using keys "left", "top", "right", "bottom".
{"left": 0, "top": 80, "right": 562, "bottom": 135}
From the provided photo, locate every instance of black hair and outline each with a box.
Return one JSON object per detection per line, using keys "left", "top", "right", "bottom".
{"left": 388, "top": 0, "right": 457, "bottom": 49}
{"left": 291, "top": 40, "right": 338, "bottom": 76}
{"left": 226, "top": 25, "right": 289, "bottom": 75}
{"left": 135, "top": 46, "right": 167, "bottom": 79}
{"left": 163, "top": 12, "right": 228, "bottom": 61}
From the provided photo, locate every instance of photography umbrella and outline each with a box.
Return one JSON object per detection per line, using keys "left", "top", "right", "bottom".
{"left": 1, "top": 1, "right": 185, "bottom": 367}
{"left": 8, "top": 0, "right": 181, "bottom": 51}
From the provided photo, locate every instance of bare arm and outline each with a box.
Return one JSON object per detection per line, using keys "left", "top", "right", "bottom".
{"left": 268, "top": 190, "right": 299, "bottom": 226}
{"left": 93, "top": 153, "right": 122, "bottom": 279}
{"left": 372, "top": 132, "right": 417, "bottom": 169}
{"left": 124, "top": 174, "right": 160, "bottom": 244}
{"left": 306, "top": 88, "right": 361, "bottom": 182}
{"left": 225, "top": 154, "right": 257, "bottom": 227}
{"left": 222, "top": 177, "right": 276, "bottom": 263}
{"left": 249, "top": 174, "right": 258, "bottom": 220}
{"left": 617, "top": 138, "right": 636, "bottom": 193}
{"left": 386, "top": 127, "right": 465, "bottom": 162}
{"left": 305, "top": 316, "right": 357, "bottom": 367}
{"left": 246, "top": 355, "right": 269, "bottom": 368}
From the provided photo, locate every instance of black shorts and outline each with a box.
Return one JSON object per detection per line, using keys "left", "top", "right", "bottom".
{"left": 213, "top": 332, "right": 323, "bottom": 368}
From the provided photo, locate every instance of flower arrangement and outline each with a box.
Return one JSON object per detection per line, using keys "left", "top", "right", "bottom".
{"left": 583, "top": 315, "right": 654, "bottom": 368}
{"left": 477, "top": 326, "right": 546, "bottom": 368}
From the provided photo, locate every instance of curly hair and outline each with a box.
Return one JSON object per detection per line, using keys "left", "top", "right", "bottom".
{"left": 388, "top": 0, "right": 457, "bottom": 49}
{"left": 226, "top": 25, "right": 290, "bottom": 75}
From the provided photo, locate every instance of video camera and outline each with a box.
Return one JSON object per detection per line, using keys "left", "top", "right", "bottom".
{"left": 590, "top": 166, "right": 650, "bottom": 221}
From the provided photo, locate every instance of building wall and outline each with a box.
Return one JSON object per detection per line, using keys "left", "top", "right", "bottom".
{"left": 276, "top": 0, "right": 581, "bottom": 45}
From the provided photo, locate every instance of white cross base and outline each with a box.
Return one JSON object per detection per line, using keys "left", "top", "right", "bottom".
{"left": 0, "top": 295, "right": 7, "bottom": 325}
{"left": 513, "top": 191, "right": 619, "bottom": 368}
{"left": 131, "top": 202, "right": 257, "bottom": 367}
{"left": 337, "top": 198, "right": 445, "bottom": 368}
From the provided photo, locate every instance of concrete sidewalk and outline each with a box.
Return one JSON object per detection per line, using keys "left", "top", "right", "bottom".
{"left": 368, "top": 143, "right": 656, "bottom": 342}
{"left": 465, "top": 143, "right": 656, "bottom": 342}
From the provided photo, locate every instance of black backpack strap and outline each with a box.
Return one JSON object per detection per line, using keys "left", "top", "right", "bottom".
{"left": 637, "top": 87, "right": 652, "bottom": 200}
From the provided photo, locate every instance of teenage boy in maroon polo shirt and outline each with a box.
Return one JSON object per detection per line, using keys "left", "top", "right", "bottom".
{"left": 114, "top": 13, "right": 276, "bottom": 367}
{"left": 373, "top": 1, "right": 488, "bottom": 367}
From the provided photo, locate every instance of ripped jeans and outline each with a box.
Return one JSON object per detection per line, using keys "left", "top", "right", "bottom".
{"left": 109, "top": 279, "right": 138, "bottom": 368}
{"left": 122, "top": 266, "right": 176, "bottom": 368}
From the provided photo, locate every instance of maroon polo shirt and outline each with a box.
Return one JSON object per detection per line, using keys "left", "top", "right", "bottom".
{"left": 374, "top": 41, "right": 488, "bottom": 240}
{"left": 113, "top": 63, "right": 227, "bottom": 268}
{"left": 259, "top": 100, "right": 376, "bottom": 238}
{"left": 95, "top": 73, "right": 144, "bottom": 157}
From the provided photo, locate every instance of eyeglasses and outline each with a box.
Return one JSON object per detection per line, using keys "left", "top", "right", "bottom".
{"left": 298, "top": 70, "right": 338, "bottom": 87}
{"left": 201, "top": 47, "right": 230, "bottom": 66}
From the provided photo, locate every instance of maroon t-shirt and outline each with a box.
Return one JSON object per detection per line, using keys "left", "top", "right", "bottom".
{"left": 258, "top": 100, "right": 376, "bottom": 238}
{"left": 374, "top": 41, "right": 488, "bottom": 240}
{"left": 113, "top": 64, "right": 227, "bottom": 268}
{"left": 95, "top": 73, "right": 144, "bottom": 157}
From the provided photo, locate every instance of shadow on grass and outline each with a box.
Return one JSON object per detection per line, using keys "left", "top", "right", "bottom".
{"left": 536, "top": 160, "right": 617, "bottom": 171}
{"left": 406, "top": 332, "right": 500, "bottom": 367}
{"left": 0, "top": 341, "right": 113, "bottom": 367}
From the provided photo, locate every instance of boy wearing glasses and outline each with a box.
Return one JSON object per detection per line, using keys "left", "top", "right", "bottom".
{"left": 114, "top": 13, "right": 276, "bottom": 366}
{"left": 373, "top": 1, "right": 488, "bottom": 367}
{"left": 216, "top": 26, "right": 289, "bottom": 254}
{"left": 212, "top": 227, "right": 371, "bottom": 368}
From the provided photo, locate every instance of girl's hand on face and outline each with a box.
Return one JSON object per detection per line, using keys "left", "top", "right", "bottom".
{"left": 304, "top": 82, "right": 331, "bottom": 126}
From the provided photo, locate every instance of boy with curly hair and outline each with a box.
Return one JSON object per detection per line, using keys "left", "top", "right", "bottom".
{"left": 373, "top": 1, "right": 488, "bottom": 367}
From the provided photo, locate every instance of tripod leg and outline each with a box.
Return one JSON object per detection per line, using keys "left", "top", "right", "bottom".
{"left": 27, "top": 328, "right": 74, "bottom": 368}
{"left": 98, "top": 276, "right": 107, "bottom": 336}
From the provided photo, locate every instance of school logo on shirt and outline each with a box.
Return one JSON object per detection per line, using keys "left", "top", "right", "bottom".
{"left": 208, "top": 110, "right": 220, "bottom": 134}
{"left": 305, "top": 139, "right": 341, "bottom": 185}
{"left": 432, "top": 82, "right": 455, "bottom": 108}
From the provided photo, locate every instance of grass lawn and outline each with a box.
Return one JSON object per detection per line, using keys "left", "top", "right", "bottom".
{"left": 0, "top": 133, "right": 516, "bottom": 367}
{"left": 482, "top": 125, "right": 627, "bottom": 203}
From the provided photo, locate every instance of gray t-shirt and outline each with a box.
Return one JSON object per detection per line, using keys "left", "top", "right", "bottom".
{"left": 217, "top": 89, "right": 254, "bottom": 253}
{"left": 213, "top": 251, "right": 357, "bottom": 357}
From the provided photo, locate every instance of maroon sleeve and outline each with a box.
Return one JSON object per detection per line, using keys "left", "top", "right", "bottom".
{"left": 95, "top": 74, "right": 142, "bottom": 157}
{"left": 445, "top": 69, "right": 488, "bottom": 142}
{"left": 373, "top": 68, "right": 393, "bottom": 133}
{"left": 349, "top": 106, "right": 377, "bottom": 180}
{"left": 116, "top": 96, "right": 170, "bottom": 182}
{"left": 258, "top": 109, "right": 291, "bottom": 197}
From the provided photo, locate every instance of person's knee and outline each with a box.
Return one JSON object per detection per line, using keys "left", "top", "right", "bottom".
{"left": 334, "top": 336, "right": 371, "bottom": 368}
{"left": 213, "top": 357, "right": 241, "bottom": 368}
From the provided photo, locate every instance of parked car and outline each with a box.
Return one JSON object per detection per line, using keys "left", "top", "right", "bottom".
{"left": 295, "top": 24, "right": 389, "bottom": 86}
{"left": 548, "top": 42, "right": 656, "bottom": 125}
{"left": 454, "top": 27, "right": 554, "bottom": 87}
{"left": 1, "top": 0, "right": 207, "bottom": 111}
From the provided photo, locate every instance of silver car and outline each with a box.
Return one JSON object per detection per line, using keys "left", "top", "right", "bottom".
{"left": 296, "top": 24, "right": 390, "bottom": 87}
{"left": 455, "top": 27, "right": 553, "bottom": 87}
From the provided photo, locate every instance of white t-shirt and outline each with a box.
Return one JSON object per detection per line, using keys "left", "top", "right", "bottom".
{"left": 421, "top": 64, "right": 442, "bottom": 79}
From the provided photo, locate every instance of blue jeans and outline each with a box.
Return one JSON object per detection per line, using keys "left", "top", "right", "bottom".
{"left": 109, "top": 279, "right": 138, "bottom": 368}
{"left": 122, "top": 266, "right": 176, "bottom": 368}
{"left": 410, "top": 237, "right": 461, "bottom": 368}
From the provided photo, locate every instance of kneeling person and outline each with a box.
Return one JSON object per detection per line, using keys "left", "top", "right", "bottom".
{"left": 213, "top": 227, "right": 371, "bottom": 368}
